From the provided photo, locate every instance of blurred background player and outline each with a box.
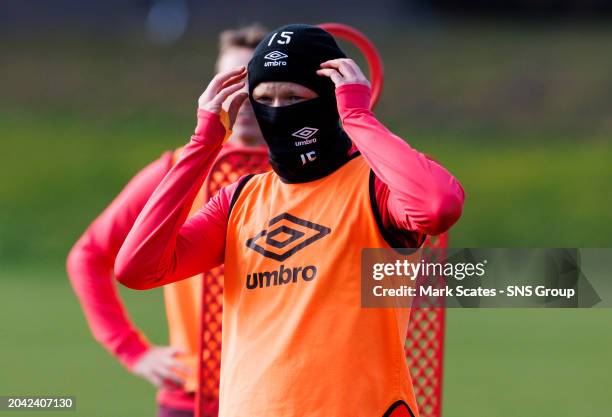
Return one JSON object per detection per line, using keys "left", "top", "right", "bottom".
{"left": 66, "top": 23, "right": 267, "bottom": 417}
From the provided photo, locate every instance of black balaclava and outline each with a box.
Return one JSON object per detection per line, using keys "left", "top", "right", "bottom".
{"left": 247, "top": 24, "right": 352, "bottom": 183}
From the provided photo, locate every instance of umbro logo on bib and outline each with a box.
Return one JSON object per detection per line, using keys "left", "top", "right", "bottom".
{"left": 245, "top": 212, "right": 331, "bottom": 261}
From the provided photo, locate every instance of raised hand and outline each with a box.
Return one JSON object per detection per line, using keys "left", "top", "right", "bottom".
{"left": 198, "top": 66, "right": 248, "bottom": 130}
{"left": 316, "top": 58, "right": 371, "bottom": 89}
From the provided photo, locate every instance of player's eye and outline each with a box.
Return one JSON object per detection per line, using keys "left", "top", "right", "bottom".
{"left": 256, "top": 95, "right": 273, "bottom": 104}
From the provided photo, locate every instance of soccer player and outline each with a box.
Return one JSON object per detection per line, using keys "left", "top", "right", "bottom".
{"left": 66, "top": 24, "right": 267, "bottom": 417}
{"left": 115, "top": 24, "right": 465, "bottom": 417}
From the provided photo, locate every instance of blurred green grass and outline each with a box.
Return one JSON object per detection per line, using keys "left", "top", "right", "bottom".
{"left": 2, "top": 266, "right": 611, "bottom": 417}
{"left": 1, "top": 24, "right": 611, "bottom": 416}
{"left": 0, "top": 265, "right": 166, "bottom": 417}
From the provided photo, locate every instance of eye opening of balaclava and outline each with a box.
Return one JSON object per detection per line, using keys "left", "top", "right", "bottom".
{"left": 247, "top": 23, "right": 353, "bottom": 183}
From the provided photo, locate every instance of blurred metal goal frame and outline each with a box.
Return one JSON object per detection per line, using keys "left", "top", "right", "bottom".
{"left": 193, "top": 23, "right": 446, "bottom": 417}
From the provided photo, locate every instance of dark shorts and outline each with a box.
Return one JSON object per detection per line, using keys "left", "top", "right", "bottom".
{"left": 157, "top": 405, "right": 194, "bottom": 417}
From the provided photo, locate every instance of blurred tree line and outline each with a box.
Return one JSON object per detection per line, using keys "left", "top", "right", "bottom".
{"left": 2, "top": 0, "right": 612, "bottom": 38}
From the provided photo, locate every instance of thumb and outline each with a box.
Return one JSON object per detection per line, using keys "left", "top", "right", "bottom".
{"left": 227, "top": 92, "right": 249, "bottom": 130}
{"left": 165, "top": 346, "right": 185, "bottom": 357}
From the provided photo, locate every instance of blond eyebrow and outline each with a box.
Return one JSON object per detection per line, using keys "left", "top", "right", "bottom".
{"left": 252, "top": 83, "right": 274, "bottom": 96}
{"left": 281, "top": 85, "right": 310, "bottom": 96}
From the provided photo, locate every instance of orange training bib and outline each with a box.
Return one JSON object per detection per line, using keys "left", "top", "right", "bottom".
{"left": 221, "top": 155, "right": 419, "bottom": 417}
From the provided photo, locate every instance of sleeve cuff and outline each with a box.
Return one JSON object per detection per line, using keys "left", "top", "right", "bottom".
{"left": 116, "top": 332, "right": 151, "bottom": 370}
{"left": 194, "top": 108, "right": 228, "bottom": 144}
{"left": 335, "top": 83, "right": 372, "bottom": 117}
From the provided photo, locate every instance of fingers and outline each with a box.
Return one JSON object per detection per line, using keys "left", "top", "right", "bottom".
{"left": 227, "top": 92, "right": 249, "bottom": 129}
{"left": 147, "top": 372, "right": 165, "bottom": 388}
{"left": 316, "top": 68, "right": 344, "bottom": 85}
{"left": 164, "top": 346, "right": 185, "bottom": 357}
{"left": 320, "top": 58, "right": 358, "bottom": 78}
{"left": 209, "top": 66, "right": 247, "bottom": 94}
{"left": 319, "top": 58, "right": 370, "bottom": 88}
{"left": 220, "top": 69, "right": 247, "bottom": 90}
{"left": 210, "top": 81, "right": 246, "bottom": 109}
{"left": 199, "top": 66, "right": 247, "bottom": 110}
{"left": 152, "top": 355, "right": 187, "bottom": 388}
{"left": 160, "top": 352, "right": 191, "bottom": 375}
{"left": 153, "top": 366, "right": 185, "bottom": 388}
{"left": 133, "top": 346, "right": 189, "bottom": 389}
{"left": 161, "top": 346, "right": 191, "bottom": 374}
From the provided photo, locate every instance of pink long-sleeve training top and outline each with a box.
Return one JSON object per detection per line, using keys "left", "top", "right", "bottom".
{"left": 115, "top": 83, "right": 464, "bottom": 290}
